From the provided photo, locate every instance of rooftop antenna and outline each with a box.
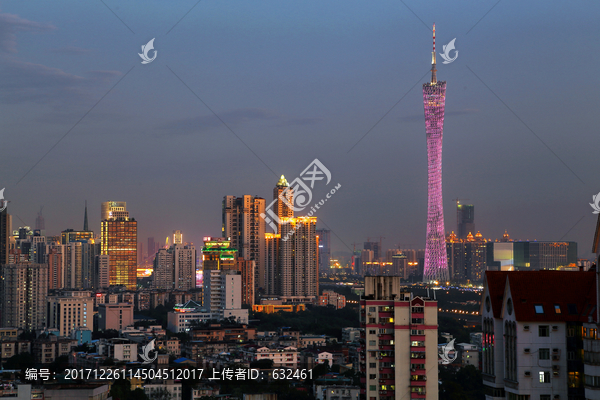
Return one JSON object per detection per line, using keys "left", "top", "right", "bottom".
{"left": 431, "top": 24, "right": 437, "bottom": 84}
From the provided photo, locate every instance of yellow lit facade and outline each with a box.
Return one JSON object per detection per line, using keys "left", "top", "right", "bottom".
{"left": 101, "top": 215, "right": 137, "bottom": 290}
{"left": 252, "top": 304, "right": 305, "bottom": 314}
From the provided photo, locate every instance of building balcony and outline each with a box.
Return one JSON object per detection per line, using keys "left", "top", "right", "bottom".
{"left": 378, "top": 312, "right": 393, "bottom": 318}
{"left": 410, "top": 393, "right": 426, "bottom": 399}
{"left": 410, "top": 380, "right": 427, "bottom": 387}
{"left": 411, "top": 346, "right": 426, "bottom": 352}
{"left": 411, "top": 313, "right": 424, "bottom": 319}
{"left": 379, "top": 345, "right": 393, "bottom": 351}
{"left": 410, "top": 335, "right": 425, "bottom": 341}
{"left": 381, "top": 356, "right": 394, "bottom": 363}
{"left": 379, "top": 367, "right": 393, "bottom": 374}
{"left": 379, "top": 334, "right": 393, "bottom": 341}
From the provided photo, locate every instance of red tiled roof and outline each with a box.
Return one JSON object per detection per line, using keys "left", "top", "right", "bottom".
{"left": 484, "top": 271, "right": 510, "bottom": 318}
{"left": 504, "top": 271, "right": 596, "bottom": 322}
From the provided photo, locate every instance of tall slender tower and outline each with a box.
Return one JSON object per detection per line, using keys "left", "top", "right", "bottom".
{"left": 422, "top": 25, "right": 449, "bottom": 283}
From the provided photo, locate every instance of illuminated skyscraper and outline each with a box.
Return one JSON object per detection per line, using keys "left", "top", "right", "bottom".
{"left": 278, "top": 217, "right": 318, "bottom": 298}
{"left": 273, "top": 176, "right": 293, "bottom": 232}
{"left": 222, "top": 195, "right": 266, "bottom": 293}
{"left": 173, "top": 230, "right": 183, "bottom": 245}
{"left": 101, "top": 203, "right": 137, "bottom": 290}
{"left": 422, "top": 25, "right": 449, "bottom": 283}
{"left": 100, "top": 201, "right": 127, "bottom": 221}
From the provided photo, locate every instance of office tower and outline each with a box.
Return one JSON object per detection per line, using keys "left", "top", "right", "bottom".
{"left": 236, "top": 257, "right": 255, "bottom": 306}
{"left": 277, "top": 217, "right": 318, "bottom": 298}
{"left": 137, "top": 242, "right": 143, "bottom": 265}
{"left": 173, "top": 230, "right": 183, "bottom": 245}
{"left": 360, "top": 276, "right": 438, "bottom": 400}
{"left": 316, "top": 229, "right": 331, "bottom": 273}
{"left": 95, "top": 254, "right": 110, "bottom": 289}
{"left": 273, "top": 176, "right": 294, "bottom": 232}
{"left": 0, "top": 262, "right": 48, "bottom": 330}
{"left": 0, "top": 209, "right": 10, "bottom": 266}
{"left": 47, "top": 293, "right": 94, "bottom": 337}
{"left": 35, "top": 206, "right": 45, "bottom": 231}
{"left": 148, "top": 237, "right": 156, "bottom": 259}
{"left": 361, "top": 249, "right": 374, "bottom": 275}
{"left": 422, "top": 25, "right": 449, "bottom": 283}
{"left": 101, "top": 203, "right": 137, "bottom": 290}
{"left": 482, "top": 271, "right": 594, "bottom": 400}
{"left": 222, "top": 195, "right": 266, "bottom": 293}
{"left": 264, "top": 233, "right": 280, "bottom": 295}
{"left": 100, "top": 201, "right": 127, "bottom": 221}
{"left": 391, "top": 253, "right": 408, "bottom": 279}
{"left": 201, "top": 237, "right": 237, "bottom": 272}
{"left": 456, "top": 203, "right": 474, "bottom": 239}
{"left": 364, "top": 241, "right": 381, "bottom": 262}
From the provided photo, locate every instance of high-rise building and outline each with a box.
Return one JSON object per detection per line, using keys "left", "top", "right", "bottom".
{"left": 100, "top": 201, "right": 127, "bottom": 222}
{"left": 222, "top": 195, "right": 266, "bottom": 292}
{"left": 47, "top": 246, "right": 64, "bottom": 290}
{"left": 456, "top": 203, "right": 475, "bottom": 239}
{"left": 0, "top": 209, "right": 11, "bottom": 266}
{"left": 364, "top": 242, "right": 381, "bottom": 262}
{"left": 47, "top": 292, "right": 94, "bottom": 337}
{"left": 273, "top": 176, "right": 294, "bottom": 232}
{"left": 482, "top": 271, "right": 594, "bottom": 400}
{"left": 148, "top": 237, "right": 156, "bottom": 259}
{"left": 0, "top": 262, "right": 48, "bottom": 330}
{"left": 422, "top": 25, "right": 449, "bottom": 283}
{"left": 152, "top": 244, "right": 196, "bottom": 290}
{"left": 201, "top": 237, "right": 237, "bottom": 272}
{"left": 235, "top": 257, "right": 255, "bottom": 306}
{"left": 173, "top": 244, "right": 196, "bottom": 290}
{"left": 277, "top": 217, "right": 318, "bottom": 298}
{"left": 100, "top": 202, "right": 137, "bottom": 290}
{"left": 360, "top": 276, "right": 438, "bottom": 400}
{"left": 173, "top": 230, "right": 183, "bottom": 245}
{"left": 485, "top": 239, "right": 578, "bottom": 272}
{"left": 153, "top": 248, "right": 173, "bottom": 290}
{"left": 95, "top": 254, "right": 110, "bottom": 289}
{"left": 203, "top": 269, "right": 248, "bottom": 323}
{"left": 61, "top": 229, "right": 93, "bottom": 245}
{"left": 316, "top": 229, "right": 331, "bottom": 273}
{"left": 83, "top": 201, "right": 89, "bottom": 231}
{"left": 446, "top": 231, "right": 487, "bottom": 283}
{"left": 35, "top": 206, "right": 45, "bottom": 231}
{"left": 264, "top": 233, "right": 280, "bottom": 295}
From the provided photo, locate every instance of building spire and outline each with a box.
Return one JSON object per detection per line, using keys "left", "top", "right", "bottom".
{"left": 83, "top": 200, "right": 89, "bottom": 231}
{"left": 431, "top": 24, "right": 437, "bottom": 84}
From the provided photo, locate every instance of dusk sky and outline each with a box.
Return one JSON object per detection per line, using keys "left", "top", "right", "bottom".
{"left": 2, "top": 0, "right": 599, "bottom": 259}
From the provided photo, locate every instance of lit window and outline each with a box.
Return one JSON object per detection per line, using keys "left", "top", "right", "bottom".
{"left": 554, "top": 305, "right": 561, "bottom": 314}
{"left": 539, "top": 371, "right": 550, "bottom": 383}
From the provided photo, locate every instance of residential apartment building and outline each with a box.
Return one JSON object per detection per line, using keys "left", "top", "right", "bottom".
{"left": 98, "top": 303, "right": 134, "bottom": 331}
{"left": 360, "top": 276, "right": 438, "bottom": 400}
{"left": 0, "top": 262, "right": 48, "bottom": 330}
{"left": 481, "top": 270, "right": 595, "bottom": 400}
{"left": 47, "top": 292, "right": 94, "bottom": 337}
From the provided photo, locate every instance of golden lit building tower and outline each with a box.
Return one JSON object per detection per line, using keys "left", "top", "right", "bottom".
{"left": 273, "top": 176, "right": 294, "bottom": 232}
{"left": 101, "top": 203, "right": 137, "bottom": 290}
{"left": 278, "top": 217, "right": 318, "bottom": 298}
{"left": 264, "top": 233, "right": 280, "bottom": 295}
{"left": 222, "top": 195, "right": 266, "bottom": 294}
{"left": 173, "top": 230, "right": 183, "bottom": 245}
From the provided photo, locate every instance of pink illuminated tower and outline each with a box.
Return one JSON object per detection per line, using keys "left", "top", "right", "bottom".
{"left": 422, "top": 25, "right": 449, "bottom": 283}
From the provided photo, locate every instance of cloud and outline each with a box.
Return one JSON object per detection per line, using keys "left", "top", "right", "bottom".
{"left": 0, "top": 11, "right": 55, "bottom": 53}
{"left": 0, "top": 58, "right": 122, "bottom": 105}
{"left": 163, "top": 108, "right": 322, "bottom": 134}
{"left": 50, "top": 46, "right": 91, "bottom": 55}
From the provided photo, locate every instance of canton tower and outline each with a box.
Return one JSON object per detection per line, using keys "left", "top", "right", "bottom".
{"left": 422, "top": 24, "right": 449, "bottom": 283}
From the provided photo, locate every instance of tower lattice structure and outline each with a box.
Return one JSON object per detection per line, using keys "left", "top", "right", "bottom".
{"left": 423, "top": 24, "right": 449, "bottom": 282}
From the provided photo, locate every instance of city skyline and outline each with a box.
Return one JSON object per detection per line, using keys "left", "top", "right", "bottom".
{"left": 1, "top": 1, "right": 599, "bottom": 260}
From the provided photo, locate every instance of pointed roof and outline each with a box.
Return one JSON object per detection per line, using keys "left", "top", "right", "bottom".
{"left": 276, "top": 175, "right": 289, "bottom": 187}
{"left": 483, "top": 271, "right": 510, "bottom": 318}
{"left": 593, "top": 214, "right": 600, "bottom": 254}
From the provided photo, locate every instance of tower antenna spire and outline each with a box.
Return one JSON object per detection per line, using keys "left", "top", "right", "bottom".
{"left": 431, "top": 24, "right": 437, "bottom": 84}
